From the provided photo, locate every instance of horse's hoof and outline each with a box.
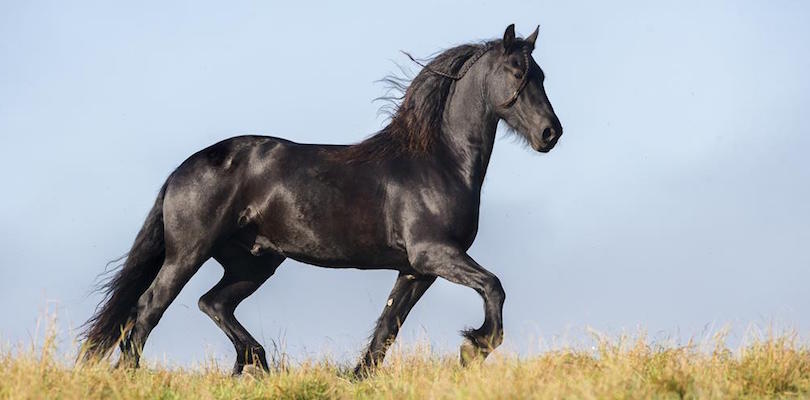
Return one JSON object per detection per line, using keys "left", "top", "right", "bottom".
{"left": 352, "top": 367, "right": 370, "bottom": 380}
{"left": 240, "top": 364, "right": 266, "bottom": 378}
{"left": 114, "top": 357, "right": 139, "bottom": 370}
{"left": 459, "top": 338, "right": 486, "bottom": 366}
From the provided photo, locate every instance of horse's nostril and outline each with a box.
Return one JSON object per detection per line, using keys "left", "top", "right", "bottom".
{"left": 541, "top": 127, "right": 555, "bottom": 142}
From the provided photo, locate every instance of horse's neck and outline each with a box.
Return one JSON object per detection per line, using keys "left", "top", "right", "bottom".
{"left": 438, "top": 69, "right": 499, "bottom": 190}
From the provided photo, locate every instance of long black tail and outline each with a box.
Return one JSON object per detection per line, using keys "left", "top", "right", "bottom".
{"left": 80, "top": 181, "right": 168, "bottom": 361}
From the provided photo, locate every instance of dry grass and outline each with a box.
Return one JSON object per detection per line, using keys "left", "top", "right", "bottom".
{"left": 2, "top": 324, "right": 809, "bottom": 399}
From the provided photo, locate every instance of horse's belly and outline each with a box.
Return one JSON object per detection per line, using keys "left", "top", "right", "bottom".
{"left": 284, "top": 245, "right": 408, "bottom": 269}
{"left": 246, "top": 203, "right": 405, "bottom": 269}
{"left": 260, "top": 231, "right": 406, "bottom": 269}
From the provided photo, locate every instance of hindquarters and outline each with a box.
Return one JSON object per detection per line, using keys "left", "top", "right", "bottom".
{"left": 81, "top": 135, "right": 278, "bottom": 362}
{"left": 161, "top": 136, "right": 288, "bottom": 249}
{"left": 112, "top": 136, "right": 288, "bottom": 365}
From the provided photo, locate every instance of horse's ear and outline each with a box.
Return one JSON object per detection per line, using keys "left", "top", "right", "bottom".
{"left": 526, "top": 25, "right": 539, "bottom": 50}
{"left": 502, "top": 24, "right": 516, "bottom": 53}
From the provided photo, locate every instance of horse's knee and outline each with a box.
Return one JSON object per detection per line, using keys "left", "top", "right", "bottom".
{"left": 198, "top": 294, "right": 228, "bottom": 321}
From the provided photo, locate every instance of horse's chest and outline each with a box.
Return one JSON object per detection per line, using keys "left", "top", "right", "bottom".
{"left": 446, "top": 205, "right": 481, "bottom": 249}
{"left": 400, "top": 190, "right": 481, "bottom": 249}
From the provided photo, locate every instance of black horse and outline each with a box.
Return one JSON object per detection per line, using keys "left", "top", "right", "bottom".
{"left": 82, "top": 24, "right": 562, "bottom": 376}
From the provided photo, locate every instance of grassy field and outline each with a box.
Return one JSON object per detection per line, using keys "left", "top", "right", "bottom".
{"left": 1, "top": 328, "right": 809, "bottom": 399}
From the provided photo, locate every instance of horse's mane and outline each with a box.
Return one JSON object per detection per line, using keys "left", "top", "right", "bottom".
{"left": 334, "top": 40, "right": 499, "bottom": 163}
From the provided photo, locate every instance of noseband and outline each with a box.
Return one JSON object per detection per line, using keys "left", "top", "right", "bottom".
{"left": 405, "top": 44, "right": 530, "bottom": 108}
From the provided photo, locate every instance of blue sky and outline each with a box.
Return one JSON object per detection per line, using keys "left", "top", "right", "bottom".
{"left": 1, "top": 0, "right": 808, "bottom": 366}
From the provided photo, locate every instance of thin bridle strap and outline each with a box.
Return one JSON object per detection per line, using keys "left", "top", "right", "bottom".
{"left": 500, "top": 49, "right": 530, "bottom": 107}
{"left": 403, "top": 44, "right": 494, "bottom": 80}
{"left": 403, "top": 44, "right": 530, "bottom": 108}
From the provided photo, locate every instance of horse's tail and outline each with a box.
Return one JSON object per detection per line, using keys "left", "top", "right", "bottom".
{"left": 80, "top": 181, "right": 168, "bottom": 361}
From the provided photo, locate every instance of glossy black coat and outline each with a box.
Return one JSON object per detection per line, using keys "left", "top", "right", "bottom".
{"left": 82, "top": 25, "right": 562, "bottom": 376}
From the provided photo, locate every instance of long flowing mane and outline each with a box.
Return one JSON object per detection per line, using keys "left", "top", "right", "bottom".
{"left": 335, "top": 41, "right": 498, "bottom": 163}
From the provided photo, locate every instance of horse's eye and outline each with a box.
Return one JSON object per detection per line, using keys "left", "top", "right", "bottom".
{"left": 513, "top": 72, "right": 524, "bottom": 79}
{"left": 510, "top": 59, "right": 521, "bottom": 69}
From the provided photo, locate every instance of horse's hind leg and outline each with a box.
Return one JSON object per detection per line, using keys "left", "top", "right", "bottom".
{"left": 120, "top": 247, "right": 210, "bottom": 368}
{"left": 200, "top": 240, "right": 284, "bottom": 375}
{"left": 354, "top": 273, "right": 435, "bottom": 377}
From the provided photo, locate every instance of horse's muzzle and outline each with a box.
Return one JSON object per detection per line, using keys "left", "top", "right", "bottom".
{"left": 532, "top": 125, "right": 562, "bottom": 153}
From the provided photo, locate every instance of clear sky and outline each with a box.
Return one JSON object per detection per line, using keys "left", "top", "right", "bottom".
{"left": 1, "top": 1, "right": 808, "bottom": 366}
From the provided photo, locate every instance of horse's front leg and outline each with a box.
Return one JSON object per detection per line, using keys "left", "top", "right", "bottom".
{"left": 353, "top": 272, "right": 435, "bottom": 377}
{"left": 408, "top": 243, "right": 506, "bottom": 366}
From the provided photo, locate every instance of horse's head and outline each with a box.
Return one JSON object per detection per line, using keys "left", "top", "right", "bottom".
{"left": 488, "top": 24, "right": 562, "bottom": 153}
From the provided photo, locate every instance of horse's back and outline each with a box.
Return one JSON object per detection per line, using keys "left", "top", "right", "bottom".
{"left": 162, "top": 135, "right": 409, "bottom": 269}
